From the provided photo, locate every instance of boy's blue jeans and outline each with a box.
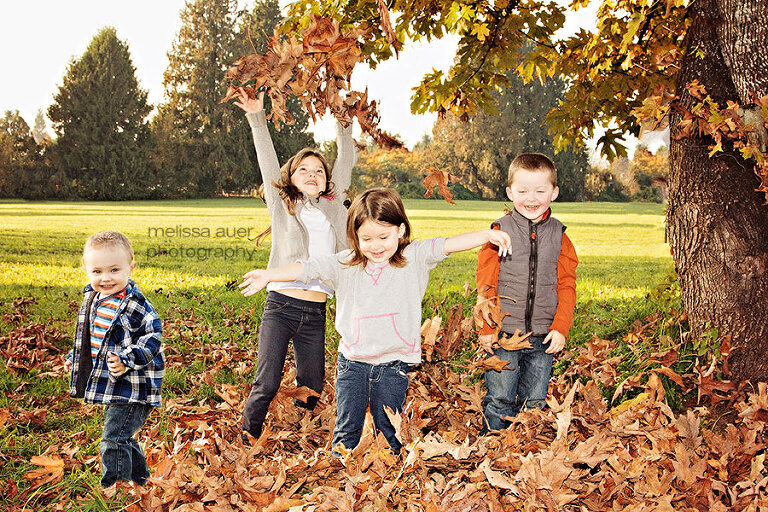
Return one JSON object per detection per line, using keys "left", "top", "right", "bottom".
{"left": 100, "top": 402, "right": 153, "bottom": 487}
{"left": 333, "top": 353, "right": 409, "bottom": 454}
{"left": 242, "top": 292, "right": 326, "bottom": 438}
{"left": 482, "top": 334, "right": 553, "bottom": 433}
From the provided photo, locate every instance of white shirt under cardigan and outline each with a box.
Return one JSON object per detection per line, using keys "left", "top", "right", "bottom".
{"left": 298, "top": 238, "right": 448, "bottom": 365}
{"left": 267, "top": 199, "right": 335, "bottom": 297}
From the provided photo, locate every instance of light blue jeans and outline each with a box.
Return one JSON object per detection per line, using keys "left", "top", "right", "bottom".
{"left": 333, "top": 353, "right": 410, "bottom": 454}
{"left": 100, "top": 402, "right": 153, "bottom": 487}
{"left": 482, "top": 334, "right": 553, "bottom": 433}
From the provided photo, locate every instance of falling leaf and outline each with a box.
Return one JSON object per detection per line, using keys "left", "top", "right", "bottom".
{"left": 496, "top": 329, "right": 533, "bottom": 351}
{"left": 421, "top": 315, "right": 442, "bottom": 362}
{"left": 376, "top": 0, "right": 401, "bottom": 56}
{"left": 470, "top": 356, "right": 509, "bottom": 372}
{"left": 422, "top": 167, "right": 459, "bottom": 204}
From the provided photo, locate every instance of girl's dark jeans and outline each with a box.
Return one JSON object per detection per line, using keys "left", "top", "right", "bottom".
{"left": 242, "top": 291, "right": 326, "bottom": 438}
{"left": 333, "top": 353, "right": 410, "bottom": 454}
{"left": 100, "top": 402, "right": 153, "bottom": 487}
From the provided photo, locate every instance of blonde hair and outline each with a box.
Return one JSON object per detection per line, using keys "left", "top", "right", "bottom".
{"left": 345, "top": 188, "right": 411, "bottom": 268}
{"left": 83, "top": 231, "right": 134, "bottom": 261}
{"left": 274, "top": 148, "right": 335, "bottom": 215}
{"left": 508, "top": 153, "right": 557, "bottom": 187}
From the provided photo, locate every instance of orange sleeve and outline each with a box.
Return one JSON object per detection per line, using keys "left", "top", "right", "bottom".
{"left": 549, "top": 232, "right": 578, "bottom": 338}
{"left": 475, "top": 224, "right": 501, "bottom": 335}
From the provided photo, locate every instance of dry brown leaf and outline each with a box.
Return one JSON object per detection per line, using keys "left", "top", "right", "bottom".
{"left": 422, "top": 167, "right": 459, "bottom": 204}
{"left": 473, "top": 288, "right": 505, "bottom": 337}
{"left": 698, "top": 373, "right": 738, "bottom": 405}
{"left": 478, "top": 459, "right": 521, "bottom": 493}
{"left": 276, "top": 385, "right": 321, "bottom": 403}
{"left": 470, "top": 355, "right": 510, "bottom": 372}
{"left": 376, "top": 0, "right": 401, "bottom": 56}
{"left": 496, "top": 329, "right": 533, "bottom": 351}
{"left": 23, "top": 455, "right": 64, "bottom": 489}
{"left": 421, "top": 315, "right": 442, "bottom": 363}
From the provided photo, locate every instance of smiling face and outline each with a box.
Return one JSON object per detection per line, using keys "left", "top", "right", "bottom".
{"left": 290, "top": 155, "right": 327, "bottom": 199}
{"left": 356, "top": 219, "right": 406, "bottom": 264}
{"left": 506, "top": 169, "right": 559, "bottom": 222}
{"left": 83, "top": 245, "right": 135, "bottom": 297}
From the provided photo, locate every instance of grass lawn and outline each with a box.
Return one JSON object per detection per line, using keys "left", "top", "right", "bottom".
{"left": 0, "top": 197, "right": 670, "bottom": 330}
{"left": 0, "top": 198, "right": 672, "bottom": 509}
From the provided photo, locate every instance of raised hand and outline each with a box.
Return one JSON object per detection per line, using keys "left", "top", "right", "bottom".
{"left": 233, "top": 88, "right": 264, "bottom": 114}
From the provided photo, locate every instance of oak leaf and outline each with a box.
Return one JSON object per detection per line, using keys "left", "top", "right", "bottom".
{"left": 23, "top": 455, "right": 64, "bottom": 489}
{"left": 421, "top": 315, "right": 442, "bottom": 362}
{"left": 478, "top": 459, "right": 520, "bottom": 493}
{"left": 496, "top": 329, "right": 533, "bottom": 351}
{"left": 470, "top": 355, "right": 509, "bottom": 372}
{"left": 472, "top": 287, "right": 506, "bottom": 337}
{"left": 422, "top": 167, "right": 459, "bottom": 204}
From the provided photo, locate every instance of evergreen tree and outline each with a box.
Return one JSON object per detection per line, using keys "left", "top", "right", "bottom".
{"left": 431, "top": 70, "right": 588, "bottom": 201}
{"left": 155, "top": 0, "right": 247, "bottom": 197}
{"left": 48, "top": 27, "right": 152, "bottom": 200}
{"left": 0, "top": 111, "right": 34, "bottom": 197}
{"left": 154, "top": 0, "right": 314, "bottom": 197}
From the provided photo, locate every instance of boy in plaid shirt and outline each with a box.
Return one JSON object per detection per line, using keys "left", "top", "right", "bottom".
{"left": 64, "top": 231, "right": 164, "bottom": 488}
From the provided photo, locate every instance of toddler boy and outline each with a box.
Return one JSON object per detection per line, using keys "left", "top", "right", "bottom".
{"left": 64, "top": 231, "right": 164, "bottom": 488}
{"left": 476, "top": 153, "right": 578, "bottom": 433}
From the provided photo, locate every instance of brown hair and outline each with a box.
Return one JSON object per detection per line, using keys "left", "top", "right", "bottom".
{"left": 345, "top": 188, "right": 411, "bottom": 268}
{"left": 274, "top": 148, "right": 335, "bottom": 215}
{"left": 83, "top": 231, "right": 134, "bottom": 261}
{"left": 508, "top": 153, "right": 557, "bottom": 187}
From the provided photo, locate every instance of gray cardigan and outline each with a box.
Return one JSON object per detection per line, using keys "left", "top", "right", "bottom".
{"left": 246, "top": 111, "right": 357, "bottom": 270}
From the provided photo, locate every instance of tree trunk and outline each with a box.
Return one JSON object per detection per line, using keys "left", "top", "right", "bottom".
{"left": 667, "top": 0, "right": 768, "bottom": 383}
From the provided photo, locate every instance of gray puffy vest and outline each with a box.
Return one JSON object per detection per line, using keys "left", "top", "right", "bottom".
{"left": 494, "top": 209, "right": 565, "bottom": 335}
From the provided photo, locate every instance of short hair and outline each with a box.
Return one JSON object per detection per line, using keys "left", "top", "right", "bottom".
{"left": 345, "top": 188, "right": 411, "bottom": 268}
{"left": 508, "top": 153, "right": 557, "bottom": 187}
{"left": 83, "top": 231, "right": 134, "bottom": 261}
{"left": 274, "top": 148, "right": 335, "bottom": 214}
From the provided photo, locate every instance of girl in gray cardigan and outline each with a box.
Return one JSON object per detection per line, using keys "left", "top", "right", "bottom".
{"left": 233, "top": 90, "right": 357, "bottom": 440}
{"left": 240, "top": 188, "right": 511, "bottom": 454}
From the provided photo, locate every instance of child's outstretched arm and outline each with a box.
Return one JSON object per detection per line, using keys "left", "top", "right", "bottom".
{"left": 240, "top": 262, "right": 304, "bottom": 297}
{"left": 444, "top": 229, "right": 512, "bottom": 257}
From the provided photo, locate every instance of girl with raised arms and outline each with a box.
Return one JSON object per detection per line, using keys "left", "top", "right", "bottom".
{"left": 234, "top": 90, "right": 357, "bottom": 440}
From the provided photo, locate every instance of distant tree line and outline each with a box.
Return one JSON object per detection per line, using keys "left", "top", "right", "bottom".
{"left": 0, "top": 0, "right": 666, "bottom": 202}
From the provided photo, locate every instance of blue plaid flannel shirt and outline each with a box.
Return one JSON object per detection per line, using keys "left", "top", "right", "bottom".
{"left": 67, "top": 280, "right": 164, "bottom": 406}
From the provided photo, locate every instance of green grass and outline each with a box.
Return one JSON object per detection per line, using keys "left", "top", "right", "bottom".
{"left": 0, "top": 198, "right": 672, "bottom": 509}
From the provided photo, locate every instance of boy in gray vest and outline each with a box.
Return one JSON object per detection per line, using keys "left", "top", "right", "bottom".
{"left": 475, "top": 153, "right": 578, "bottom": 433}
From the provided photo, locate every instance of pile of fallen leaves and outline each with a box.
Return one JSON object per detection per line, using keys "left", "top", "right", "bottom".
{"left": 3, "top": 298, "right": 768, "bottom": 511}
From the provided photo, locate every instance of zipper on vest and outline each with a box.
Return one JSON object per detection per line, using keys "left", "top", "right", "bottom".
{"left": 525, "top": 220, "right": 538, "bottom": 333}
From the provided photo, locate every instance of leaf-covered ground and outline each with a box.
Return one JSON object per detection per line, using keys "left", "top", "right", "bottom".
{"left": 2, "top": 295, "right": 767, "bottom": 512}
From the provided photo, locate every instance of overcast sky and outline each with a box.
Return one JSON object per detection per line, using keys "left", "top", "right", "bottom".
{"left": 1, "top": 1, "right": 661, "bottom": 153}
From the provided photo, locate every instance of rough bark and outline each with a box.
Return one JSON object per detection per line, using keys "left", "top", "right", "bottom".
{"left": 667, "top": 0, "right": 768, "bottom": 383}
